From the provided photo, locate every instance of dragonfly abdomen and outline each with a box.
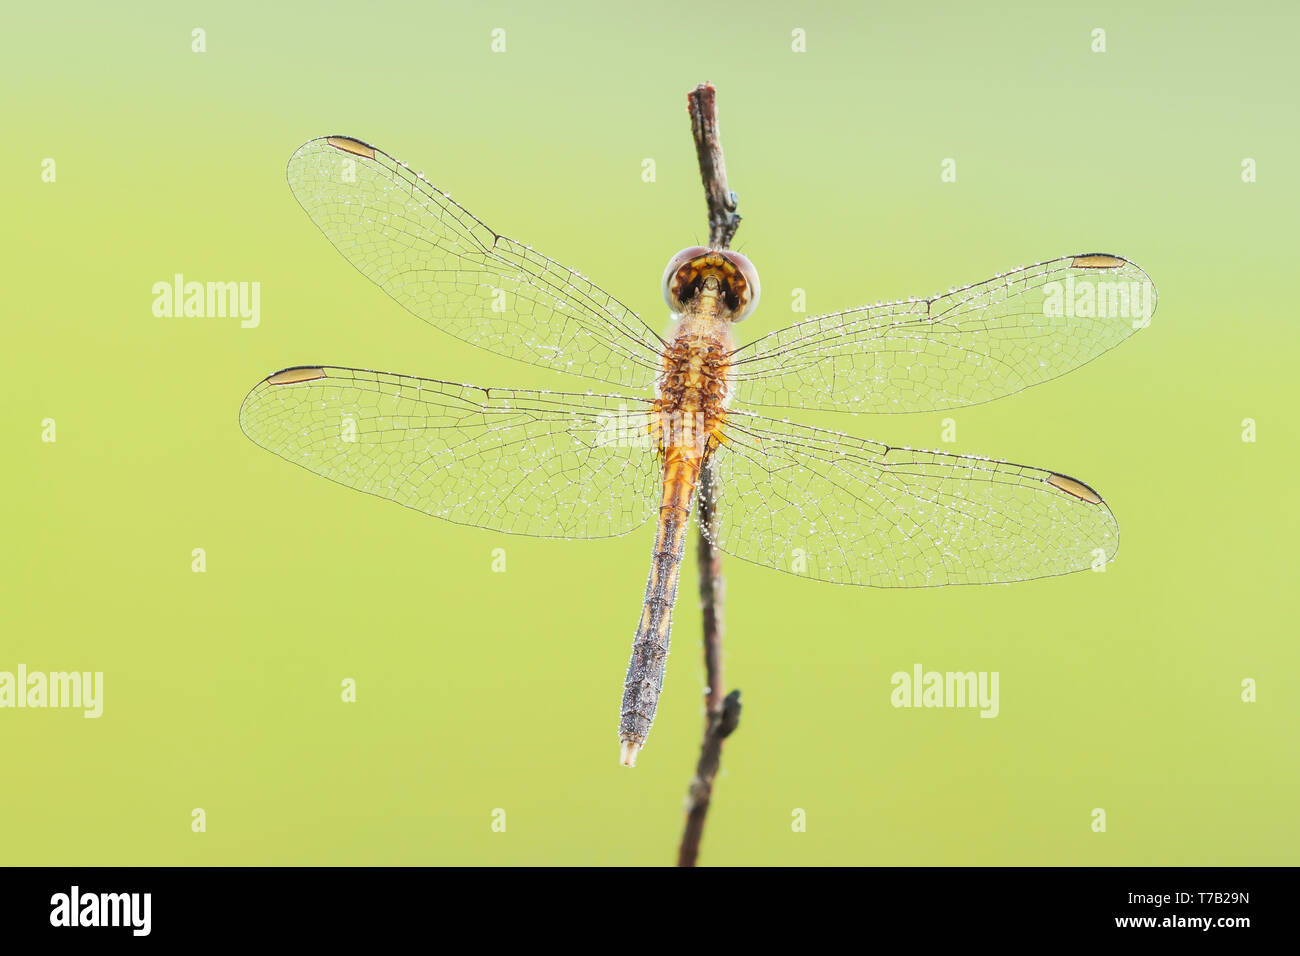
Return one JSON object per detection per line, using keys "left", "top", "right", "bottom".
{"left": 618, "top": 456, "right": 702, "bottom": 767}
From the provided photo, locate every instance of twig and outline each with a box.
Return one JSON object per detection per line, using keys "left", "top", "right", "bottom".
{"left": 677, "top": 82, "right": 743, "bottom": 868}
{"left": 677, "top": 464, "right": 741, "bottom": 866}
{"left": 686, "top": 83, "right": 742, "bottom": 250}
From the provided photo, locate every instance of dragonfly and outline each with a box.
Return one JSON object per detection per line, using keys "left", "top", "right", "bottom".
{"left": 240, "top": 135, "right": 1158, "bottom": 767}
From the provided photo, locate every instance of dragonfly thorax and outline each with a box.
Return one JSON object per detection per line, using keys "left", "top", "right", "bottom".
{"left": 653, "top": 331, "right": 731, "bottom": 462}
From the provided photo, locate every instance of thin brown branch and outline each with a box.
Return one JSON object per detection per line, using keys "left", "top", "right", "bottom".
{"left": 686, "top": 83, "right": 742, "bottom": 251}
{"left": 678, "top": 463, "right": 741, "bottom": 866}
{"left": 677, "top": 82, "right": 742, "bottom": 868}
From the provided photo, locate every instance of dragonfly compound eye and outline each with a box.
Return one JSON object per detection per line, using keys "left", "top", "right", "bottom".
{"left": 661, "top": 246, "right": 761, "bottom": 321}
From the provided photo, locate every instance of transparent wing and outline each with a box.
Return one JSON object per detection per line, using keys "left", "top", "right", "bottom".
{"left": 728, "top": 254, "right": 1157, "bottom": 414}
{"left": 286, "top": 136, "right": 665, "bottom": 389}
{"left": 706, "top": 411, "right": 1118, "bottom": 587}
{"left": 239, "top": 366, "right": 660, "bottom": 538}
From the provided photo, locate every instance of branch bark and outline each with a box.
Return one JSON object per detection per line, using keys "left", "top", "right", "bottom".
{"left": 686, "top": 83, "right": 742, "bottom": 250}
{"left": 677, "top": 82, "right": 743, "bottom": 868}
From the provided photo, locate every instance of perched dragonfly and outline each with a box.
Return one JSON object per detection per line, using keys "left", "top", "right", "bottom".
{"left": 240, "top": 135, "right": 1157, "bottom": 767}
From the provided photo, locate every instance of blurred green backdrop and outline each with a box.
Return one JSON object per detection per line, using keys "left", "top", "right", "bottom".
{"left": 3, "top": 0, "right": 1297, "bottom": 866}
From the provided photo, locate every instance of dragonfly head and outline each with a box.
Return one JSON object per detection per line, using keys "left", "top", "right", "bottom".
{"left": 662, "top": 246, "right": 761, "bottom": 322}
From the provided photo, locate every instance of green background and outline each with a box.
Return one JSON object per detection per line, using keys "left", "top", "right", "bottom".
{"left": 3, "top": 1, "right": 1296, "bottom": 865}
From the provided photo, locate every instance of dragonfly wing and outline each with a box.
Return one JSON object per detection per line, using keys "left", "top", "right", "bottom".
{"left": 240, "top": 366, "right": 660, "bottom": 538}
{"left": 729, "top": 254, "right": 1157, "bottom": 413}
{"left": 705, "top": 411, "right": 1118, "bottom": 587}
{"left": 286, "top": 136, "right": 664, "bottom": 389}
